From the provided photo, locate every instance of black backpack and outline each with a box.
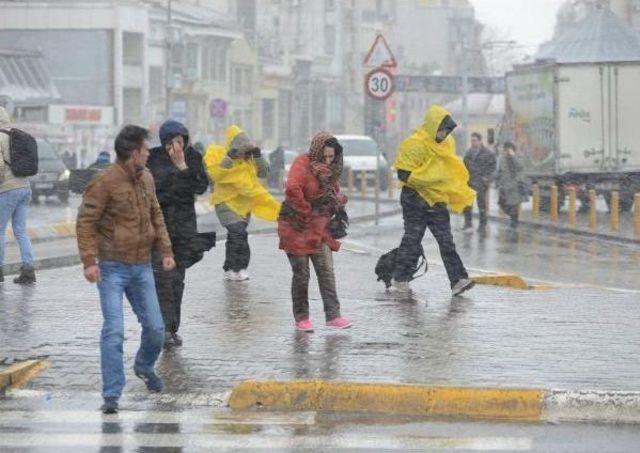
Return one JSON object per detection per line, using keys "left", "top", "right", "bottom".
{"left": 1, "top": 129, "right": 38, "bottom": 177}
{"left": 375, "top": 246, "right": 428, "bottom": 289}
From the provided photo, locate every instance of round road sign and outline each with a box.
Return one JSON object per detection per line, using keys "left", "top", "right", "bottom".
{"left": 365, "top": 67, "right": 394, "bottom": 101}
{"left": 209, "top": 98, "right": 227, "bottom": 118}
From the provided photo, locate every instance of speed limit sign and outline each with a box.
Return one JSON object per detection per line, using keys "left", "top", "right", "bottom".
{"left": 365, "top": 67, "right": 394, "bottom": 101}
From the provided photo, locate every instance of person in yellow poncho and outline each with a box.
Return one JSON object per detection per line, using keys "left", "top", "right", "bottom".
{"left": 391, "top": 105, "right": 476, "bottom": 296}
{"left": 204, "top": 125, "right": 280, "bottom": 281}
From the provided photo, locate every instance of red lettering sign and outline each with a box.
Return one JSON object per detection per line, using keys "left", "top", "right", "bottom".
{"left": 65, "top": 108, "right": 102, "bottom": 123}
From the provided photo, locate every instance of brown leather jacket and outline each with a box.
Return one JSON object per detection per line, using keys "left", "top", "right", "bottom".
{"left": 76, "top": 161, "right": 173, "bottom": 268}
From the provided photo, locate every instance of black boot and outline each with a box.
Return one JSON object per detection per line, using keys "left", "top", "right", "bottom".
{"left": 13, "top": 266, "right": 36, "bottom": 285}
{"left": 0, "top": 269, "right": 4, "bottom": 283}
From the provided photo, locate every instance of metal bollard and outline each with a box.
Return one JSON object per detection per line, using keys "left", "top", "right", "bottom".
{"left": 568, "top": 187, "right": 576, "bottom": 227}
{"left": 634, "top": 193, "right": 640, "bottom": 237}
{"left": 550, "top": 185, "right": 558, "bottom": 222}
{"left": 610, "top": 191, "right": 620, "bottom": 232}
{"left": 347, "top": 168, "right": 354, "bottom": 198}
{"left": 360, "top": 170, "right": 367, "bottom": 197}
{"left": 589, "top": 189, "right": 597, "bottom": 230}
{"left": 532, "top": 184, "right": 540, "bottom": 219}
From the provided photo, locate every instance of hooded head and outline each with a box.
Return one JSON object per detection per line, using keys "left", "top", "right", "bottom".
{"left": 159, "top": 119, "right": 189, "bottom": 148}
{"left": 422, "top": 105, "right": 457, "bottom": 144}
{"left": 96, "top": 151, "right": 111, "bottom": 164}
{"left": 225, "top": 124, "right": 253, "bottom": 151}
{"left": 0, "top": 106, "right": 10, "bottom": 126}
{"left": 308, "top": 131, "right": 344, "bottom": 183}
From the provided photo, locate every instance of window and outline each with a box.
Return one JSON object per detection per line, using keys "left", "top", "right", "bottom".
{"left": 232, "top": 65, "right": 253, "bottom": 95}
{"left": 122, "top": 32, "right": 143, "bottom": 65}
{"left": 262, "top": 98, "right": 275, "bottom": 140}
{"left": 324, "top": 25, "right": 336, "bottom": 54}
{"left": 149, "top": 66, "right": 163, "bottom": 102}
{"left": 201, "top": 41, "right": 227, "bottom": 82}
{"left": 123, "top": 88, "right": 142, "bottom": 123}
{"left": 325, "top": 0, "right": 336, "bottom": 11}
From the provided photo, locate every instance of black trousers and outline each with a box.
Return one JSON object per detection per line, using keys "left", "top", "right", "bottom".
{"left": 394, "top": 188, "right": 468, "bottom": 286}
{"left": 223, "top": 221, "right": 250, "bottom": 272}
{"left": 463, "top": 186, "right": 488, "bottom": 227}
{"left": 152, "top": 251, "right": 187, "bottom": 334}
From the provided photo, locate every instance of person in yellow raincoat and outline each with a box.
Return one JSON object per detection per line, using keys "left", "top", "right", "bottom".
{"left": 391, "top": 105, "right": 476, "bottom": 296}
{"left": 204, "top": 125, "right": 280, "bottom": 281}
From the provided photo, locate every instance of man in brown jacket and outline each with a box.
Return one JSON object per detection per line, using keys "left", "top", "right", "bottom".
{"left": 77, "top": 125, "right": 175, "bottom": 414}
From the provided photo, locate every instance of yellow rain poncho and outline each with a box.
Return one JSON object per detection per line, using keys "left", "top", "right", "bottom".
{"left": 394, "top": 105, "right": 475, "bottom": 213}
{"left": 204, "top": 125, "right": 280, "bottom": 221}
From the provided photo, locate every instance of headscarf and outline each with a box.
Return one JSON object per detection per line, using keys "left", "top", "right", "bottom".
{"left": 308, "top": 131, "right": 344, "bottom": 213}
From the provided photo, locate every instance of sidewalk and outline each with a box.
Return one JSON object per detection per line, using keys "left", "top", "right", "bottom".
{"left": 2, "top": 231, "right": 639, "bottom": 401}
{"left": 3, "top": 198, "right": 401, "bottom": 275}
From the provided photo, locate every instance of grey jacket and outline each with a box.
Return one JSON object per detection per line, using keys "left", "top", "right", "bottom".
{"left": 496, "top": 154, "right": 528, "bottom": 207}
{"left": 0, "top": 107, "right": 30, "bottom": 194}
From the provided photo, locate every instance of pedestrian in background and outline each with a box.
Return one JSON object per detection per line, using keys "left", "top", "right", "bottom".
{"left": 463, "top": 132, "right": 496, "bottom": 233}
{"left": 76, "top": 125, "right": 175, "bottom": 414}
{"left": 204, "top": 125, "right": 280, "bottom": 281}
{"left": 89, "top": 151, "right": 111, "bottom": 170}
{"left": 278, "top": 132, "right": 351, "bottom": 331}
{"left": 497, "top": 141, "right": 527, "bottom": 229}
{"left": 268, "top": 145, "right": 285, "bottom": 189}
{"left": 147, "top": 120, "right": 212, "bottom": 348}
{"left": 392, "top": 105, "right": 476, "bottom": 296}
{"left": 0, "top": 106, "right": 36, "bottom": 285}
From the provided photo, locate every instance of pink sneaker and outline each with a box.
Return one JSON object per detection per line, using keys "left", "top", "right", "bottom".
{"left": 295, "top": 319, "right": 314, "bottom": 332}
{"left": 326, "top": 317, "right": 352, "bottom": 329}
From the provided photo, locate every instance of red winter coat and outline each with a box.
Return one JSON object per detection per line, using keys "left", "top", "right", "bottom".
{"left": 278, "top": 154, "right": 346, "bottom": 256}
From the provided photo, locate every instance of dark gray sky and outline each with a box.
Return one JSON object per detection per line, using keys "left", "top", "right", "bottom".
{"left": 470, "top": 0, "right": 565, "bottom": 52}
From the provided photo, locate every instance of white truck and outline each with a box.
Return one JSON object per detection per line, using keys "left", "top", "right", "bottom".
{"left": 501, "top": 61, "right": 640, "bottom": 211}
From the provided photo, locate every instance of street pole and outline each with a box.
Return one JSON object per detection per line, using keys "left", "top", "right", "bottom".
{"left": 165, "top": 0, "right": 173, "bottom": 117}
{"left": 460, "top": 23, "right": 469, "bottom": 155}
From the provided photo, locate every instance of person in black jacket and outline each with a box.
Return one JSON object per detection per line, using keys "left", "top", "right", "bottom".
{"left": 463, "top": 132, "right": 497, "bottom": 233}
{"left": 147, "top": 120, "right": 212, "bottom": 348}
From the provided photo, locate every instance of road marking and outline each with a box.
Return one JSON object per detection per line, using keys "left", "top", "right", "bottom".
{"left": 4, "top": 389, "right": 231, "bottom": 406}
{"left": 0, "top": 432, "right": 532, "bottom": 450}
{"left": 0, "top": 409, "right": 316, "bottom": 426}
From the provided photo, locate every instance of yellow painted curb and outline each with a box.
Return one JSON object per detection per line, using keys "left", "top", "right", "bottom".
{"left": 229, "top": 380, "right": 543, "bottom": 421}
{"left": 0, "top": 360, "right": 49, "bottom": 391}
{"left": 471, "top": 273, "right": 530, "bottom": 290}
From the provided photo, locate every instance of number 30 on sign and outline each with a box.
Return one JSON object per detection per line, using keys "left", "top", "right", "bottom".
{"left": 365, "top": 67, "right": 394, "bottom": 101}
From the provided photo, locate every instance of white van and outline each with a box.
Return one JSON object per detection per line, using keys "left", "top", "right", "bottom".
{"left": 334, "top": 135, "right": 389, "bottom": 190}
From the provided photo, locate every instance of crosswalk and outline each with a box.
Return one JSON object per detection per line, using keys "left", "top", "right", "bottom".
{"left": 0, "top": 390, "right": 533, "bottom": 451}
{"left": 0, "top": 410, "right": 533, "bottom": 451}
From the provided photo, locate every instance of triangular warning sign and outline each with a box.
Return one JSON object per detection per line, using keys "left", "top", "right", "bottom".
{"left": 364, "top": 34, "right": 397, "bottom": 68}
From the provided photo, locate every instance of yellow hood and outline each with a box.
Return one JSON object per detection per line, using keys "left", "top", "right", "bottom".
{"left": 394, "top": 105, "right": 475, "bottom": 213}
{"left": 225, "top": 124, "right": 244, "bottom": 148}
{"left": 203, "top": 125, "right": 280, "bottom": 221}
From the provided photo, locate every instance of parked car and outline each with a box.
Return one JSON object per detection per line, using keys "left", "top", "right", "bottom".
{"left": 30, "top": 139, "right": 70, "bottom": 203}
{"left": 335, "top": 135, "right": 389, "bottom": 190}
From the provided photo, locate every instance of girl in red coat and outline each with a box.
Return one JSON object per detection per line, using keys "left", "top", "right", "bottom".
{"left": 278, "top": 132, "right": 352, "bottom": 332}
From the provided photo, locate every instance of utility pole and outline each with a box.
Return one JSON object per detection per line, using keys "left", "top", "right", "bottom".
{"left": 165, "top": 0, "right": 173, "bottom": 117}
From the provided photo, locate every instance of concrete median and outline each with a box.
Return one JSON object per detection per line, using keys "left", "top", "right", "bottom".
{"left": 229, "top": 380, "right": 640, "bottom": 424}
{"left": 0, "top": 360, "right": 49, "bottom": 393}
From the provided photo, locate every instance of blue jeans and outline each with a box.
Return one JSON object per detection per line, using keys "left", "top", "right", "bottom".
{"left": 0, "top": 187, "right": 34, "bottom": 269}
{"left": 97, "top": 261, "right": 165, "bottom": 399}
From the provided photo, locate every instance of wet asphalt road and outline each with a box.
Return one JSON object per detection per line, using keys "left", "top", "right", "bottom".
{"left": 3, "top": 203, "right": 640, "bottom": 450}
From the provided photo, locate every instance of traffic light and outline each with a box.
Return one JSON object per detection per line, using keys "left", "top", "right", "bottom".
{"left": 386, "top": 98, "right": 397, "bottom": 123}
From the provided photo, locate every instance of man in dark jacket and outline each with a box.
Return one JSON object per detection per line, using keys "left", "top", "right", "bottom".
{"left": 147, "top": 120, "right": 211, "bottom": 348}
{"left": 463, "top": 132, "right": 496, "bottom": 233}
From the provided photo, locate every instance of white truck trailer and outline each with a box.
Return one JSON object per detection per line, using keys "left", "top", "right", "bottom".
{"left": 502, "top": 61, "right": 640, "bottom": 212}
